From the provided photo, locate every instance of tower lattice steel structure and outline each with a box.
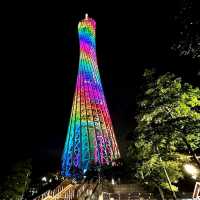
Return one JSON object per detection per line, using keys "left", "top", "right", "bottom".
{"left": 62, "top": 14, "right": 120, "bottom": 177}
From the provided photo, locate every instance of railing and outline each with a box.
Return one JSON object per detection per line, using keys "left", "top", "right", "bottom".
{"left": 193, "top": 182, "right": 200, "bottom": 200}
{"left": 33, "top": 179, "right": 76, "bottom": 200}
{"left": 33, "top": 179, "right": 154, "bottom": 200}
{"left": 52, "top": 184, "right": 75, "bottom": 200}
{"left": 33, "top": 190, "right": 53, "bottom": 200}
{"left": 76, "top": 179, "right": 99, "bottom": 200}
{"left": 102, "top": 191, "right": 152, "bottom": 200}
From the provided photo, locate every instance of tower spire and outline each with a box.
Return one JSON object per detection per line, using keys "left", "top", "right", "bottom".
{"left": 85, "top": 13, "right": 88, "bottom": 19}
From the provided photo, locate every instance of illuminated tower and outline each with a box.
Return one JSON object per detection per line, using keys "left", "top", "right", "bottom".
{"left": 62, "top": 14, "right": 120, "bottom": 177}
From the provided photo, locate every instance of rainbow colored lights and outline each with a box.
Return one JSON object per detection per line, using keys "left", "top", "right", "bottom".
{"left": 61, "top": 14, "right": 120, "bottom": 177}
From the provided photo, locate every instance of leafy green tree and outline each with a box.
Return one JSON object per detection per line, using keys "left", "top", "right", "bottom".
{"left": 128, "top": 136, "right": 188, "bottom": 199}
{"left": 137, "top": 69, "right": 200, "bottom": 166}
{"left": 0, "top": 158, "right": 32, "bottom": 200}
{"left": 128, "top": 69, "right": 200, "bottom": 199}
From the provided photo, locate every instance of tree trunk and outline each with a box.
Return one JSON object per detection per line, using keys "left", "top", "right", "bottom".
{"left": 181, "top": 134, "right": 200, "bottom": 168}
{"left": 156, "top": 184, "right": 165, "bottom": 200}
{"left": 156, "top": 145, "right": 177, "bottom": 200}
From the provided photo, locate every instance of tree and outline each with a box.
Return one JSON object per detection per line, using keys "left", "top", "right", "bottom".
{"left": 128, "top": 137, "right": 188, "bottom": 200}
{"left": 137, "top": 69, "right": 200, "bottom": 166}
{"left": 170, "top": 0, "right": 200, "bottom": 61}
{"left": 128, "top": 69, "right": 200, "bottom": 199}
{"left": 0, "top": 158, "right": 32, "bottom": 200}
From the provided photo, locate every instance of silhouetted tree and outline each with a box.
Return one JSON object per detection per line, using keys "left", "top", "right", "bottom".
{"left": 0, "top": 158, "right": 32, "bottom": 200}
{"left": 170, "top": 0, "right": 200, "bottom": 61}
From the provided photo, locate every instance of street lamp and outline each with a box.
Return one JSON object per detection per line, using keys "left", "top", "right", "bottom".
{"left": 111, "top": 178, "right": 115, "bottom": 185}
{"left": 184, "top": 164, "right": 199, "bottom": 180}
{"left": 41, "top": 176, "right": 47, "bottom": 182}
{"left": 184, "top": 164, "right": 200, "bottom": 199}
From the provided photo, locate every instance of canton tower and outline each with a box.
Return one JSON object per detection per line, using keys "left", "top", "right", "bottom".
{"left": 62, "top": 14, "right": 120, "bottom": 177}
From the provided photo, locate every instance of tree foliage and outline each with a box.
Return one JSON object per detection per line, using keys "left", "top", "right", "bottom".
{"left": 137, "top": 69, "right": 200, "bottom": 156}
{"left": 0, "top": 159, "right": 32, "bottom": 200}
{"left": 170, "top": 0, "right": 200, "bottom": 61}
{"left": 128, "top": 135, "right": 188, "bottom": 197}
{"left": 128, "top": 69, "right": 200, "bottom": 198}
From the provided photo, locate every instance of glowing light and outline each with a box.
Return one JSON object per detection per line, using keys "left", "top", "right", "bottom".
{"left": 184, "top": 164, "right": 199, "bottom": 179}
{"left": 41, "top": 177, "right": 47, "bottom": 182}
{"left": 111, "top": 178, "right": 115, "bottom": 185}
{"left": 61, "top": 15, "right": 120, "bottom": 177}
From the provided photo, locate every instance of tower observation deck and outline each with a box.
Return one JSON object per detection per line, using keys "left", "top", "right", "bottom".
{"left": 61, "top": 14, "right": 120, "bottom": 177}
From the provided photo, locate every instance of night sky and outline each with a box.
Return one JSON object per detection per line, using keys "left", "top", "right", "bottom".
{"left": 1, "top": 1, "right": 199, "bottom": 176}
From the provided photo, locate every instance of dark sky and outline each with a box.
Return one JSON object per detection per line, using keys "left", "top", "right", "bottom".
{"left": 1, "top": 1, "right": 199, "bottom": 175}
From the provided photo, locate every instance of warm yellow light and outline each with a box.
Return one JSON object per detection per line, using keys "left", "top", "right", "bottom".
{"left": 111, "top": 178, "right": 115, "bottom": 185}
{"left": 184, "top": 164, "right": 199, "bottom": 179}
